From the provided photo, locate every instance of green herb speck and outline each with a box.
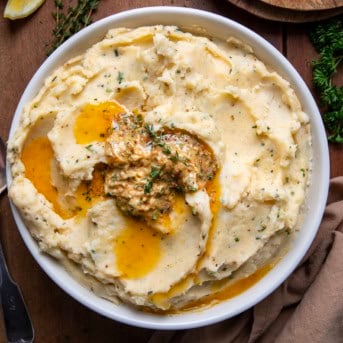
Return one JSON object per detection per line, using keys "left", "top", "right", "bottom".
{"left": 85, "top": 144, "right": 94, "bottom": 152}
{"left": 117, "top": 71, "right": 124, "bottom": 84}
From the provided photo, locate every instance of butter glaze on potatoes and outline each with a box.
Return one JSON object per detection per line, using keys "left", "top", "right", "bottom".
{"left": 7, "top": 25, "right": 311, "bottom": 311}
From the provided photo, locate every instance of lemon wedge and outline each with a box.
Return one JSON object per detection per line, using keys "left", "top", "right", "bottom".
{"left": 4, "top": 0, "right": 45, "bottom": 20}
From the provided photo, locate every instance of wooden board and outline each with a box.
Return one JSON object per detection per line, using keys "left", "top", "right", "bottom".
{"left": 260, "top": 0, "right": 343, "bottom": 11}
{"left": 0, "top": 1, "right": 341, "bottom": 342}
{"left": 228, "top": 0, "right": 343, "bottom": 22}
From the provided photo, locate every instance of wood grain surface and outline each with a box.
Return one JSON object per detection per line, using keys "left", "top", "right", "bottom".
{"left": 0, "top": 1, "right": 342, "bottom": 342}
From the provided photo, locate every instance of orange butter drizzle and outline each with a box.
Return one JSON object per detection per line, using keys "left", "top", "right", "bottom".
{"left": 177, "top": 263, "right": 273, "bottom": 313}
{"left": 114, "top": 220, "right": 161, "bottom": 279}
{"left": 21, "top": 136, "right": 73, "bottom": 218}
{"left": 114, "top": 195, "right": 189, "bottom": 279}
{"left": 73, "top": 101, "right": 125, "bottom": 144}
{"left": 21, "top": 137, "right": 104, "bottom": 219}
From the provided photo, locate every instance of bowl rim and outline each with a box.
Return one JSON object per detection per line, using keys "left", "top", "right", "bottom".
{"left": 6, "top": 6, "right": 330, "bottom": 330}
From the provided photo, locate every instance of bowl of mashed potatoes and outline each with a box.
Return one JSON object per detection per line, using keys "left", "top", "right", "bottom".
{"left": 6, "top": 7, "right": 329, "bottom": 329}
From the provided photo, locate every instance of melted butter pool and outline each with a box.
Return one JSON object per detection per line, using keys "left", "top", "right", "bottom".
{"left": 21, "top": 136, "right": 73, "bottom": 219}
{"left": 114, "top": 220, "right": 161, "bottom": 279}
{"left": 21, "top": 136, "right": 104, "bottom": 219}
{"left": 74, "top": 101, "right": 125, "bottom": 144}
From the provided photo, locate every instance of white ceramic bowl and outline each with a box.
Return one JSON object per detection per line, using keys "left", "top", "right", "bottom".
{"left": 7, "top": 7, "right": 330, "bottom": 330}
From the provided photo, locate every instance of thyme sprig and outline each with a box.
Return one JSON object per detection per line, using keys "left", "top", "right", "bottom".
{"left": 47, "top": 0, "right": 100, "bottom": 55}
{"left": 309, "top": 19, "right": 343, "bottom": 143}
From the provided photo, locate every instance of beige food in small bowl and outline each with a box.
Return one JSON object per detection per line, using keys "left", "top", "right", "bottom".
{"left": 8, "top": 25, "right": 311, "bottom": 313}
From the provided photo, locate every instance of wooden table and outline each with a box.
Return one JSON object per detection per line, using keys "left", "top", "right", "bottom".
{"left": 0, "top": 1, "right": 341, "bottom": 342}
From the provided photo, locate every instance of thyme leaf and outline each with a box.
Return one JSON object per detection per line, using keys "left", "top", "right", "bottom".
{"left": 47, "top": 0, "right": 100, "bottom": 55}
{"left": 144, "top": 166, "right": 162, "bottom": 194}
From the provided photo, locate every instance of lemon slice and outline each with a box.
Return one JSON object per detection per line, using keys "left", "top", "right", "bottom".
{"left": 4, "top": 0, "right": 45, "bottom": 20}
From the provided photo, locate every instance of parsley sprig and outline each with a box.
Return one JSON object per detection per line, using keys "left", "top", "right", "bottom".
{"left": 309, "top": 19, "right": 343, "bottom": 143}
{"left": 47, "top": 0, "right": 100, "bottom": 55}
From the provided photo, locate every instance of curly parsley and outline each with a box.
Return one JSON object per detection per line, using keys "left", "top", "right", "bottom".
{"left": 309, "top": 19, "right": 343, "bottom": 143}
{"left": 47, "top": 0, "right": 100, "bottom": 55}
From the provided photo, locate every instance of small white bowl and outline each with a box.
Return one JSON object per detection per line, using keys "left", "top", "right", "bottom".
{"left": 7, "top": 7, "right": 330, "bottom": 330}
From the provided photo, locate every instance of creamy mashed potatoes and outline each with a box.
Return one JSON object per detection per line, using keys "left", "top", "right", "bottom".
{"left": 8, "top": 26, "right": 311, "bottom": 312}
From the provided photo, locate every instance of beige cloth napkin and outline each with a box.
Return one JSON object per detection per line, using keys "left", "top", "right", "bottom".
{"left": 150, "top": 177, "right": 343, "bottom": 343}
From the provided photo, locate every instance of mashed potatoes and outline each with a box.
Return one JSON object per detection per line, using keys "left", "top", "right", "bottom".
{"left": 7, "top": 26, "right": 311, "bottom": 311}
